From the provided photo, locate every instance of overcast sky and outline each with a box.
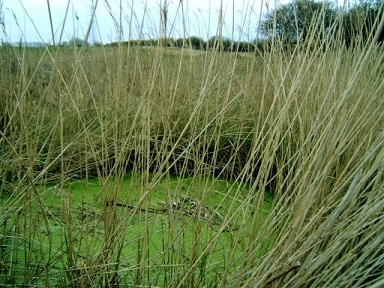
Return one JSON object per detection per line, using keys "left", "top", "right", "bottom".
{"left": 1, "top": 0, "right": 286, "bottom": 44}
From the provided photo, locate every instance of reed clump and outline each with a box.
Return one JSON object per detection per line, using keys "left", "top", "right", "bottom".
{"left": 1, "top": 1, "right": 383, "bottom": 287}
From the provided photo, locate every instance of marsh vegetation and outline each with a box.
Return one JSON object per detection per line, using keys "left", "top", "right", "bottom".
{"left": 0, "top": 0, "right": 384, "bottom": 287}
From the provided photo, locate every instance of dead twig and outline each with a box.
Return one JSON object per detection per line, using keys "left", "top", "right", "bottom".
{"left": 265, "top": 261, "right": 301, "bottom": 286}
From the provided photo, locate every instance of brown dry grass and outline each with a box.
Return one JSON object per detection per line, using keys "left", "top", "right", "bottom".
{"left": 0, "top": 0, "right": 383, "bottom": 287}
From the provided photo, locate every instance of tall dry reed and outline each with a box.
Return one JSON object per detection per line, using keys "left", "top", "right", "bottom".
{"left": 0, "top": 0, "right": 383, "bottom": 287}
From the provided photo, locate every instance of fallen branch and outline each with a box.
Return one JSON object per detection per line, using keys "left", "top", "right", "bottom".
{"left": 265, "top": 261, "right": 301, "bottom": 286}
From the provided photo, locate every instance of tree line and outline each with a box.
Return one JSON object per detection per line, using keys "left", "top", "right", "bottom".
{"left": 104, "top": 0, "right": 382, "bottom": 52}
{"left": 26, "top": 0, "right": 381, "bottom": 51}
{"left": 261, "top": 0, "right": 383, "bottom": 48}
{"left": 105, "top": 36, "right": 263, "bottom": 53}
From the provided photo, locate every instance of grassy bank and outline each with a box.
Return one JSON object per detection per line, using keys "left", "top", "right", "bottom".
{"left": 1, "top": 3, "right": 384, "bottom": 287}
